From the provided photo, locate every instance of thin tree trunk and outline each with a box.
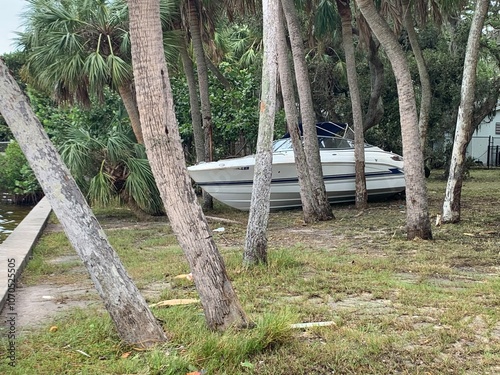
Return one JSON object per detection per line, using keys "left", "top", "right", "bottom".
{"left": 337, "top": 0, "right": 367, "bottom": 209}
{"left": 0, "top": 61, "right": 167, "bottom": 347}
{"left": 355, "top": 0, "right": 432, "bottom": 240}
{"left": 118, "top": 83, "right": 144, "bottom": 144}
{"left": 442, "top": 0, "right": 490, "bottom": 223}
{"left": 128, "top": 0, "right": 250, "bottom": 330}
{"left": 243, "top": 0, "right": 279, "bottom": 266}
{"left": 363, "top": 33, "right": 385, "bottom": 131}
{"left": 357, "top": 13, "right": 385, "bottom": 132}
{"left": 401, "top": 0, "right": 431, "bottom": 151}
{"left": 179, "top": 37, "right": 205, "bottom": 163}
{"left": 281, "top": 0, "right": 334, "bottom": 221}
{"left": 188, "top": 0, "right": 213, "bottom": 210}
{"left": 276, "top": 6, "right": 318, "bottom": 223}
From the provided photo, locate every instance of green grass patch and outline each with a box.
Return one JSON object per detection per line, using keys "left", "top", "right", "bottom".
{"left": 1, "top": 169, "right": 499, "bottom": 374}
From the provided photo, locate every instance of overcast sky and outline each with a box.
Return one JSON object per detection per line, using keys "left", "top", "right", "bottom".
{"left": 0, "top": 1, "right": 26, "bottom": 55}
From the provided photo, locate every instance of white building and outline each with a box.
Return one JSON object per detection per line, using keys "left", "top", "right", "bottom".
{"left": 466, "top": 103, "right": 500, "bottom": 166}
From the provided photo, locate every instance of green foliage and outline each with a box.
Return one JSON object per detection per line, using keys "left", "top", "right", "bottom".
{"left": 173, "top": 61, "right": 287, "bottom": 162}
{"left": 0, "top": 122, "right": 11, "bottom": 142}
{"left": 56, "top": 100, "right": 164, "bottom": 216}
{"left": 0, "top": 51, "right": 27, "bottom": 141}
{"left": 19, "top": 0, "right": 178, "bottom": 103}
{"left": 0, "top": 141, "right": 42, "bottom": 198}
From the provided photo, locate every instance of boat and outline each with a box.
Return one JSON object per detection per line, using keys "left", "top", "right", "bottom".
{"left": 187, "top": 121, "right": 405, "bottom": 211}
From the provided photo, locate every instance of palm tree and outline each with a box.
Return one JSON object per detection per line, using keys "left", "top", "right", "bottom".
{"left": 0, "top": 59, "right": 167, "bottom": 347}
{"left": 58, "top": 102, "right": 164, "bottom": 218}
{"left": 177, "top": 0, "right": 256, "bottom": 210}
{"left": 281, "top": 0, "right": 334, "bottom": 221}
{"left": 336, "top": 0, "right": 368, "bottom": 209}
{"left": 128, "top": 0, "right": 250, "bottom": 330}
{"left": 19, "top": 0, "right": 178, "bottom": 145}
{"left": 243, "top": 0, "right": 280, "bottom": 265}
{"left": 277, "top": 7, "right": 319, "bottom": 223}
{"left": 355, "top": 0, "right": 432, "bottom": 240}
{"left": 442, "top": 0, "right": 490, "bottom": 223}
{"left": 184, "top": 0, "right": 215, "bottom": 209}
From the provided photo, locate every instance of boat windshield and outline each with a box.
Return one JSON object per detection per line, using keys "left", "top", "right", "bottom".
{"left": 273, "top": 138, "right": 293, "bottom": 152}
{"left": 272, "top": 123, "right": 375, "bottom": 152}
{"left": 273, "top": 136, "right": 356, "bottom": 152}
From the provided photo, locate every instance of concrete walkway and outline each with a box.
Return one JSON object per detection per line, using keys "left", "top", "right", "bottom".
{"left": 0, "top": 197, "right": 52, "bottom": 313}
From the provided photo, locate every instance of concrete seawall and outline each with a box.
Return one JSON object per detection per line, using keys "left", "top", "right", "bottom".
{"left": 0, "top": 197, "right": 52, "bottom": 313}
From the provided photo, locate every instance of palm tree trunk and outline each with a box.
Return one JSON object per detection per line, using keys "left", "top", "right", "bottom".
{"left": 118, "top": 83, "right": 144, "bottom": 144}
{"left": 128, "top": 0, "right": 250, "bottom": 330}
{"left": 401, "top": 0, "right": 431, "bottom": 151}
{"left": 361, "top": 28, "right": 385, "bottom": 132}
{"left": 276, "top": 6, "right": 318, "bottom": 222}
{"left": 179, "top": 37, "right": 205, "bottom": 163}
{"left": 442, "top": 0, "right": 490, "bottom": 223}
{"left": 243, "top": 0, "right": 279, "bottom": 265}
{"left": 336, "top": 0, "right": 367, "bottom": 209}
{"left": 0, "top": 60, "right": 167, "bottom": 347}
{"left": 188, "top": 0, "right": 213, "bottom": 210}
{"left": 355, "top": 0, "right": 432, "bottom": 240}
{"left": 281, "top": 0, "right": 333, "bottom": 221}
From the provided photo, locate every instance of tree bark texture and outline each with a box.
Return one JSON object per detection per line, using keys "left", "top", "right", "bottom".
{"left": 355, "top": 0, "right": 432, "bottom": 240}
{"left": 442, "top": 0, "right": 490, "bottom": 223}
{"left": 337, "top": 0, "right": 368, "bottom": 209}
{"left": 276, "top": 6, "right": 318, "bottom": 223}
{"left": 401, "top": 0, "right": 431, "bottom": 151}
{"left": 118, "top": 83, "right": 144, "bottom": 144}
{"left": 128, "top": 0, "right": 250, "bottom": 330}
{"left": 0, "top": 60, "right": 167, "bottom": 347}
{"left": 281, "top": 0, "right": 334, "bottom": 221}
{"left": 179, "top": 37, "right": 205, "bottom": 163}
{"left": 243, "top": 0, "right": 279, "bottom": 265}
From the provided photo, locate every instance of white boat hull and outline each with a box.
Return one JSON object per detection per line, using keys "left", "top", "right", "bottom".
{"left": 188, "top": 148, "right": 405, "bottom": 211}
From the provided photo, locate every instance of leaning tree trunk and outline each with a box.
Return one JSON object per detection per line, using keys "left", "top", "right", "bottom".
{"left": 128, "top": 0, "right": 250, "bottom": 330}
{"left": 442, "top": 0, "right": 490, "bottom": 224}
{"left": 118, "top": 83, "right": 144, "bottom": 144}
{"left": 243, "top": 0, "right": 279, "bottom": 266}
{"left": 337, "top": 0, "right": 367, "bottom": 209}
{"left": 179, "top": 36, "right": 205, "bottom": 163}
{"left": 355, "top": 0, "right": 432, "bottom": 240}
{"left": 188, "top": 0, "right": 214, "bottom": 210}
{"left": 281, "top": 0, "right": 334, "bottom": 221}
{"left": 0, "top": 60, "right": 167, "bottom": 347}
{"left": 401, "top": 0, "right": 431, "bottom": 151}
{"left": 276, "top": 6, "right": 318, "bottom": 223}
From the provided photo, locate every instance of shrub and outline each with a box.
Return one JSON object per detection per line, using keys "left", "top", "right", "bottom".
{"left": 0, "top": 141, "right": 43, "bottom": 203}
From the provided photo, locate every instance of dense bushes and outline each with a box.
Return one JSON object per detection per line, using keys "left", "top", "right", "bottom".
{"left": 0, "top": 141, "right": 43, "bottom": 204}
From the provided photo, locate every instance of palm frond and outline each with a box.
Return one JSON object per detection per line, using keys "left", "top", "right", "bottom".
{"left": 133, "top": 143, "right": 148, "bottom": 159}
{"left": 106, "top": 126, "right": 134, "bottom": 163}
{"left": 124, "top": 157, "right": 164, "bottom": 215}
{"left": 107, "top": 54, "right": 132, "bottom": 88}
{"left": 88, "top": 165, "right": 115, "bottom": 207}
{"left": 314, "top": 0, "right": 338, "bottom": 38}
{"left": 85, "top": 51, "right": 109, "bottom": 91}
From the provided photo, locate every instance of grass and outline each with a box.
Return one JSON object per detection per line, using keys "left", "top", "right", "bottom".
{"left": 1, "top": 168, "right": 500, "bottom": 374}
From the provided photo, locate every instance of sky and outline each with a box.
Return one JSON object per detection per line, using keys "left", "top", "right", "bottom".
{"left": 0, "top": 1, "right": 26, "bottom": 55}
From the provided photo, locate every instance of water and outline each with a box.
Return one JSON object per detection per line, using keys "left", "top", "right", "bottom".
{"left": 0, "top": 200, "right": 33, "bottom": 244}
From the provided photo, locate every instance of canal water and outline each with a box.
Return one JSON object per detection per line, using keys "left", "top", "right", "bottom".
{"left": 0, "top": 200, "right": 33, "bottom": 244}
